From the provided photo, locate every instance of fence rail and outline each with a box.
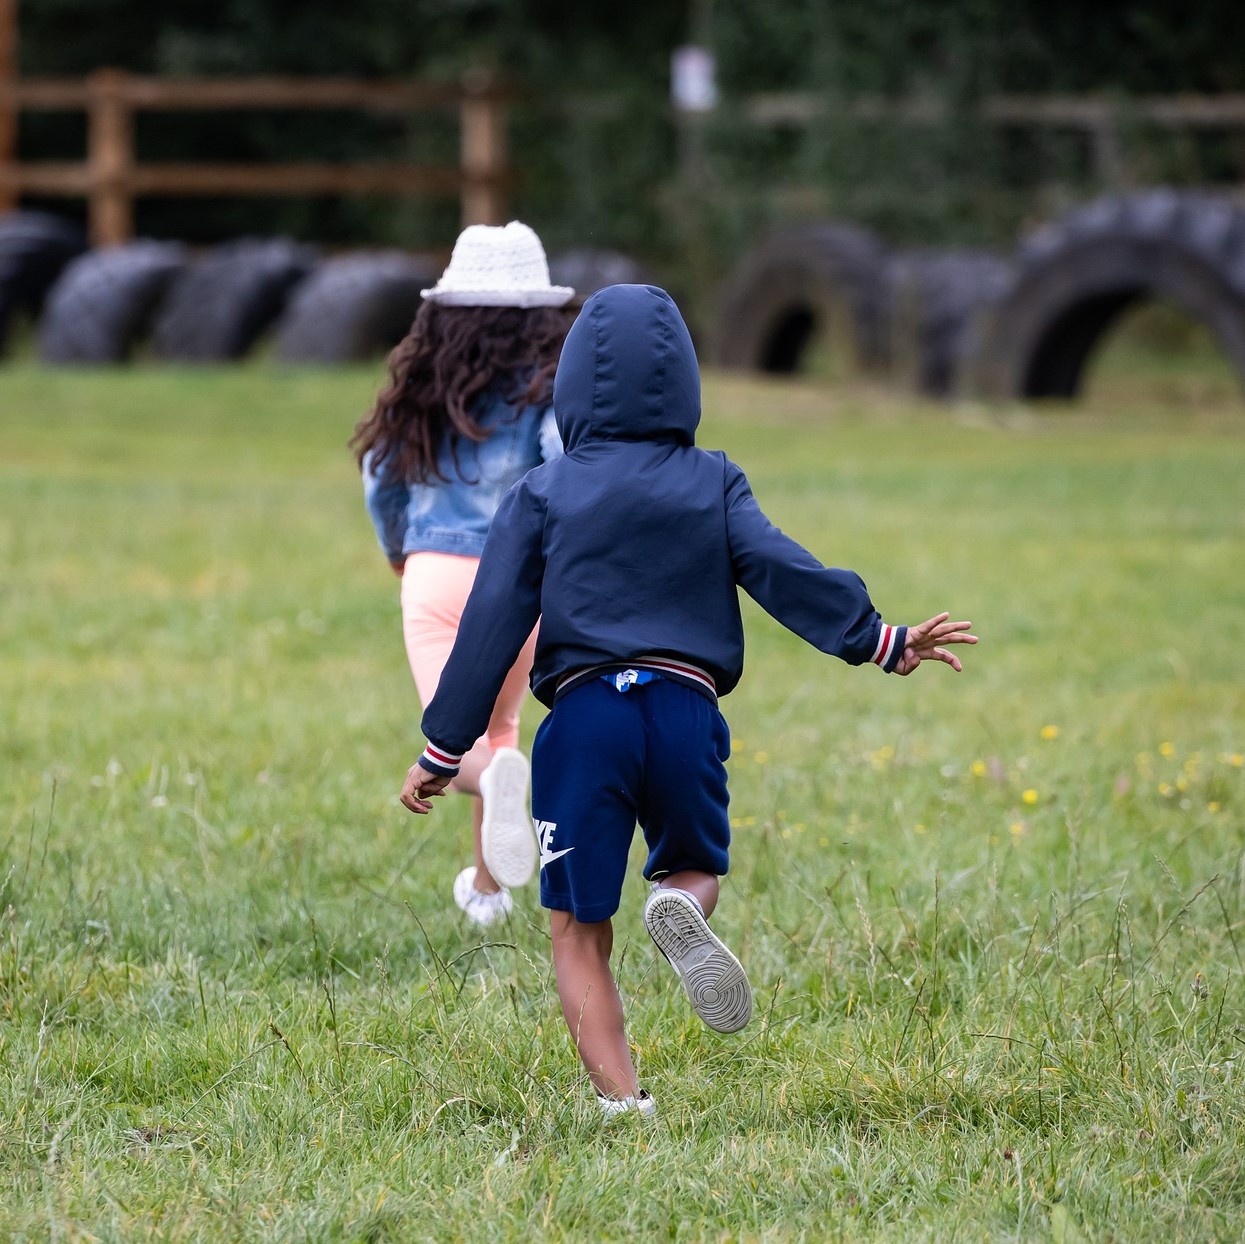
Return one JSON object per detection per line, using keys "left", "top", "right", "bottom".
{"left": 5, "top": 72, "right": 1245, "bottom": 246}
{"left": 741, "top": 92, "right": 1245, "bottom": 127}
{"left": 741, "top": 92, "right": 1245, "bottom": 190}
{"left": 0, "top": 68, "right": 509, "bottom": 244}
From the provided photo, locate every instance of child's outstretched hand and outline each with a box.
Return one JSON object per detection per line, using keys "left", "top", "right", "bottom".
{"left": 400, "top": 762, "right": 452, "bottom": 814}
{"left": 894, "top": 612, "right": 977, "bottom": 676}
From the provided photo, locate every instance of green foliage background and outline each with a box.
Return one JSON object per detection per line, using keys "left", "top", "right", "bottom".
{"left": 13, "top": 2, "right": 1245, "bottom": 272}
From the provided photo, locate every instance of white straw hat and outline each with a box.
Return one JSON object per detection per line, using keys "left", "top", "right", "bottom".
{"left": 420, "top": 221, "right": 574, "bottom": 307}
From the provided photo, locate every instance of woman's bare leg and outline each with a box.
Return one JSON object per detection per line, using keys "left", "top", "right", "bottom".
{"left": 448, "top": 739, "right": 500, "bottom": 892}
{"left": 449, "top": 623, "right": 538, "bottom": 897}
{"left": 550, "top": 911, "right": 639, "bottom": 1100}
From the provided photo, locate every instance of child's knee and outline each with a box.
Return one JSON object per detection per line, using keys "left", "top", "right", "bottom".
{"left": 550, "top": 910, "right": 614, "bottom": 957}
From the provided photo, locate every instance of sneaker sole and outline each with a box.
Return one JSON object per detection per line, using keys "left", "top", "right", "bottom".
{"left": 479, "top": 748, "right": 537, "bottom": 888}
{"left": 644, "top": 889, "right": 752, "bottom": 1033}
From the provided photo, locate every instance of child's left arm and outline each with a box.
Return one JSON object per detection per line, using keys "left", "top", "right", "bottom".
{"left": 891, "top": 612, "right": 977, "bottom": 675}
{"left": 361, "top": 450, "right": 410, "bottom": 569}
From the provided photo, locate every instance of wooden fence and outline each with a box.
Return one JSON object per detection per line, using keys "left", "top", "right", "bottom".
{"left": 741, "top": 91, "right": 1245, "bottom": 190}
{"left": 0, "top": 68, "right": 509, "bottom": 244}
{"left": 5, "top": 65, "right": 1245, "bottom": 247}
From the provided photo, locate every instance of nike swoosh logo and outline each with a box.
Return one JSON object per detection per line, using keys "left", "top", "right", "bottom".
{"left": 540, "top": 846, "right": 574, "bottom": 870}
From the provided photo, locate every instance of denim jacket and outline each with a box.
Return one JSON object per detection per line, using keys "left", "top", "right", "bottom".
{"left": 362, "top": 386, "right": 563, "bottom": 563}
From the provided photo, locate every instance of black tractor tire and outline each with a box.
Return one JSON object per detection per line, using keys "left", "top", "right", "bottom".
{"left": 150, "top": 238, "right": 317, "bottom": 361}
{"left": 548, "top": 249, "right": 649, "bottom": 305}
{"left": 272, "top": 251, "right": 439, "bottom": 363}
{"left": 966, "top": 189, "right": 1245, "bottom": 399}
{"left": 887, "top": 249, "right": 1014, "bottom": 398}
{"left": 38, "top": 242, "right": 187, "bottom": 364}
{"left": 0, "top": 211, "right": 87, "bottom": 352}
{"left": 712, "top": 222, "right": 891, "bottom": 375}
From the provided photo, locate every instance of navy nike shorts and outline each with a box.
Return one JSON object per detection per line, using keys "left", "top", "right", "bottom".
{"left": 531, "top": 674, "right": 732, "bottom": 924}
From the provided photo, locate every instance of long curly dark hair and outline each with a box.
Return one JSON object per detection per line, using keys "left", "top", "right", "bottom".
{"left": 351, "top": 302, "right": 574, "bottom": 484}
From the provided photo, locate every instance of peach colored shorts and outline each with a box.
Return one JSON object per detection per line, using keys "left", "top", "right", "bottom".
{"left": 400, "top": 551, "right": 537, "bottom": 752}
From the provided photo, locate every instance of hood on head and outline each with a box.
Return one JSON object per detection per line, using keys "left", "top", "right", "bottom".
{"left": 553, "top": 284, "right": 700, "bottom": 451}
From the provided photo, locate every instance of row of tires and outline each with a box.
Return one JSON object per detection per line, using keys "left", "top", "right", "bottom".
{"left": 4, "top": 189, "right": 1245, "bottom": 397}
{"left": 0, "top": 217, "right": 643, "bottom": 366}
{"left": 714, "top": 189, "right": 1245, "bottom": 399}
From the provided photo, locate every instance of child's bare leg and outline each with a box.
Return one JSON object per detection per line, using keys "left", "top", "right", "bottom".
{"left": 549, "top": 910, "right": 639, "bottom": 1100}
{"left": 657, "top": 869, "right": 719, "bottom": 917}
{"left": 645, "top": 870, "right": 751, "bottom": 1033}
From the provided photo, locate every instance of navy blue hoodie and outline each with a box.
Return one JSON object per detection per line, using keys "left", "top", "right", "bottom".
{"left": 419, "top": 284, "right": 905, "bottom": 770}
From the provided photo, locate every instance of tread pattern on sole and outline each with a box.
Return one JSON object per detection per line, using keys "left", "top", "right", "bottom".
{"left": 644, "top": 890, "right": 752, "bottom": 1033}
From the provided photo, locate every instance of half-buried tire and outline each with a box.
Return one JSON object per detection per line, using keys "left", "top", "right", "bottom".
{"left": 150, "top": 238, "right": 317, "bottom": 361}
{"left": 39, "top": 241, "right": 186, "bottom": 364}
{"left": 0, "top": 211, "right": 87, "bottom": 353}
{"left": 712, "top": 221, "right": 891, "bottom": 376}
{"left": 887, "top": 249, "right": 1014, "bottom": 398}
{"left": 548, "top": 249, "right": 648, "bottom": 305}
{"left": 272, "top": 251, "right": 439, "bottom": 363}
{"left": 967, "top": 190, "right": 1245, "bottom": 400}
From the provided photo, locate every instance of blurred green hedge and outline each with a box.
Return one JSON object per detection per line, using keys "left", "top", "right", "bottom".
{"left": 14, "top": 0, "right": 1245, "bottom": 294}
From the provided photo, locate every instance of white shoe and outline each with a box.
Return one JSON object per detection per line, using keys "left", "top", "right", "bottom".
{"left": 598, "top": 1091, "right": 656, "bottom": 1119}
{"left": 478, "top": 748, "right": 537, "bottom": 888}
{"left": 643, "top": 887, "right": 752, "bottom": 1033}
{"left": 452, "top": 866, "right": 512, "bottom": 927}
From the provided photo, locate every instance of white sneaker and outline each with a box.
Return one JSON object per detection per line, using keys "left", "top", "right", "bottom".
{"left": 598, "top": 1091, "right": 656, "bottom": 1119}
{"left": 643, "top": 887, "right": 752, "bottom": 1033}
{"left": 452, "top": 866, "right": 513, "bottom": 927}
{"left": 478, "top": 748, "right": 537, "bottom": 888}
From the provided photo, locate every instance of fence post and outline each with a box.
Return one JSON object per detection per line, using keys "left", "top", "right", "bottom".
{"left": 87, "top": 67, "right": 134, "bottom": 245}
{"left": 1090, "top": 103, "right": 1126, "bottom": 188}
{"left": 0, "top": 0, "right": 16, "bottom": 213}
{"left": 460, "top": 69, "right": 506, "bottom": 227}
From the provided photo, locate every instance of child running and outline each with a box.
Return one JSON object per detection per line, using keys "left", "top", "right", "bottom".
{"left": 399, "top": 284, "right": 976, "bottom": 1115}
{"left": 352, "top": 221, "right": 574, "bottom": 926}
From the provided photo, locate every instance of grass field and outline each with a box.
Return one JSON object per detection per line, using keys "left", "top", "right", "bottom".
{"left": 2, "top": 341, "right": 1244, "bottom": 1242}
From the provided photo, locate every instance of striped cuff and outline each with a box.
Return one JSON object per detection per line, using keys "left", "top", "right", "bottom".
{"left": 419, "top": 741, "right": 464, "bottom": 777}
{"left": 870, "top": 623, "right": 907, "bottom": 673}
